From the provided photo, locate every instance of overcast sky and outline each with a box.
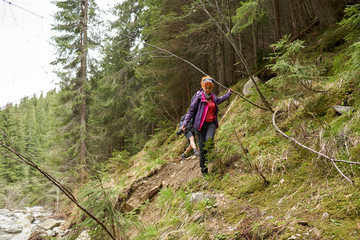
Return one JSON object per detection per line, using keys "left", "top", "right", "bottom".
{"left": 0, "top": 0, "right": 117, "bottom": 108}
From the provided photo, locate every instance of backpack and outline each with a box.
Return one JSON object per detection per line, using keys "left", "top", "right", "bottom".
{"left": 177, "top": 90, "right": 201, "bottom": 134}
{"left": 178, "top": 114, "right": 193, "bottom": 132}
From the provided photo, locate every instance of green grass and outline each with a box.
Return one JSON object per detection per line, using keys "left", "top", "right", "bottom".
{"left": 102, "top": 23, "right": 360, "bottom": 240}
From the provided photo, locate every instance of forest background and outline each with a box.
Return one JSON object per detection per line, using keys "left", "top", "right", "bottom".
{"left": 1, "top": 0, "right": 360, "bottom": 239}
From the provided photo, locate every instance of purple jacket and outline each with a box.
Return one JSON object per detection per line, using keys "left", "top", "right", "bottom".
{"left": 183, "top": 90, "right": 232, "bottom": 131}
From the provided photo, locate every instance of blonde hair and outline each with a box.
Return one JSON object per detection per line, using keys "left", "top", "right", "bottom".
{"left": 201, "top": 76, "right": 215, "bottom": 88}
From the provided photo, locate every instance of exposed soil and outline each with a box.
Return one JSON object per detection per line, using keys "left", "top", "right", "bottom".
{"left": 116, "top": 155, "right": 201, "bottom": 213}
{"left": 115, "top": 153, "right": 252, "bottom": 239}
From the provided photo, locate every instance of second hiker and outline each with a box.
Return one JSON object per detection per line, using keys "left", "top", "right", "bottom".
{"left": 177, "top": 114, "right": 200, "bottom": 160}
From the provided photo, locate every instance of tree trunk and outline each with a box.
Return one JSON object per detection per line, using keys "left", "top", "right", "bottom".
{"left": 272, "top": 0, "right": 282, "bottom": 40}
{"left": 316, "top": 0, "right": 338, "bottom": 27}
{"left": 216, "top": 34, "right": 226, "bottom": 88}
{"left": 185, "top": 66, "right": 191, "bottom": 105}
{"left": 252, "top": 24, "right": 258, "bottom": 69}
{"left": 289, "top": 1, "right": 298, "bottom": 33}
{"left": 296, "top": 0, "right": 307, "bottom": 27}
{"left": 79, "top": 0, "right": 88, "bottom": 181}
{"left": 225, "top": 39, "right": 235, "bottom": 86}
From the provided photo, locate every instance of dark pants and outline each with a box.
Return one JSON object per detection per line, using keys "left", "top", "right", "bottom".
{"left": 196, "top": 122, "right": 216, "bottom": 174}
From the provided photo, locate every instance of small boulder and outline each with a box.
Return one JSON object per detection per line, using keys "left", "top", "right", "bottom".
{"left": 189, "top": 192, "right": 215, "bottom": 203}
{"left": 1, "top": 222, "right": 23, "bottom": 234}
{"left": 76, "top": 230, "right": 90, "bottom": 240}
{"left": 37, "top": 218, "right": 63, "bottom": 230}
{"left": 243, "top": 76, "right": 260, "bottom": 96}
{"left": 333, "top": 105, "right": 355, "bottom": 115}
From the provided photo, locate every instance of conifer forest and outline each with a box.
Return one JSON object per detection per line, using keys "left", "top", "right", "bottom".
{"left": 1, "top": 0, "right": 360, "bottom": 239}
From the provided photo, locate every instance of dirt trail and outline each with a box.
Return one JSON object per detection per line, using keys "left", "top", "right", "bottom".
{"left": 115, "top": 150, "right": 252, "bottom": 239}
{"left": 116, "top": 156, "right": 201, "bottom": 212}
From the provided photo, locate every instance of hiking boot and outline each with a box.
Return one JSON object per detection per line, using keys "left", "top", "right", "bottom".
{"left": 194, "top": 148, "right": 200, "bottom": 156}
{"left": 181, "top": 154, "right": 186, "bottom": 160}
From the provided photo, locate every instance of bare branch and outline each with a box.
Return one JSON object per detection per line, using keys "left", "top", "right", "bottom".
{"left": 0, "top": 133, "right": 119, "bottom": 240}
{"left": 118, "top": 32, "right": 270, "bottom": 111}
{"left": 220, "top": 96, "right": 238, "bottom": 124}
{"left": 272, "top": 110, "right": 354, "bottom": 184}
{"left": 196, "top": 0, "right": 274, "bottom": 112}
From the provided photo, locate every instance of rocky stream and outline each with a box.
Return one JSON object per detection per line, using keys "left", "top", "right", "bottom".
{"left": 0, "top": 206, "right": 79, "bottom": 239}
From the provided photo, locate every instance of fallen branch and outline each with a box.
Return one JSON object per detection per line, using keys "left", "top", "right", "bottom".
{"left": 233, "top": 128, "right": 269, "bottom": 185}
{"left": 233, "top": 127, "right": 249, "bottom": 155}
{"left": 298, "top": 80, "right": 327, "bottom": 93}
{"left": 0, "top": 131, "right": 120, "bottom": 240}
{"left": 220, "top": 96, "right": 238, "bottom": 124}
{"left": 272, "top": 110, "right": 355, "bottom": 184}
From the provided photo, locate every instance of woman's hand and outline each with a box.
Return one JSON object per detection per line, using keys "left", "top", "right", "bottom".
{"left": 228, "top": 88, "right": 233, "bottom": 93}
{"left": 181, "top": 125, "right": 186, "bottom": 131}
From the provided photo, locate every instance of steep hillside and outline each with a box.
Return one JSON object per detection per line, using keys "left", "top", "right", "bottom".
{"left": 68, "top": 18, "right": 360, "bottom": 240}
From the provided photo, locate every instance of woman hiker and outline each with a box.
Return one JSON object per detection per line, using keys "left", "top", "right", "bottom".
{"left": 181, "top": 76, "right": 232, "bottom": 176}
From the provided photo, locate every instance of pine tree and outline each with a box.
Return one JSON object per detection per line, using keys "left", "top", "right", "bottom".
{"left": 89, "top": 0, "right": 146, "bottom": 158}
{"left": 51, "top": 0, "right": 99, "bottom": 181}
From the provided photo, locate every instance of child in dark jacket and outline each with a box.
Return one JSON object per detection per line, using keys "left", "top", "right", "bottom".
{"left": 182, "top": 76, "right": 232, "bottom": 175}
{"left": 177, "top": 114, "right": 200, "bottom": 160}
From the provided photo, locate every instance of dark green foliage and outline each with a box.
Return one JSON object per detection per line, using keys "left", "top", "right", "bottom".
{"left": 0, "top": 92, "right": 60, "bottom": 207}
{"left": 74, "top": 172, "right": 129, "bottom": 239}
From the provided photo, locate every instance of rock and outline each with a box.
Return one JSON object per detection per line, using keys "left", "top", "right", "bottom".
{"left": 0, "top": 207, "right": 66, "bottom": 240}
{"left": 312, "top": 227, "right": 321, "bottom": 238}
{"left": 47, "top": 229, "right": 57, "bottom": 237}
{"left": 190, "top": 213, "right": 204, "bottom": 223}
{"left": 0, "top": 209, "right": 14, "bottom": 218}
{"left": 0, "top": 233, "right": 14, "bottom": 240}
{"left": 321, "top": 212, "right": 329, "bottom": 220}
{"left": 37, "top": 218, "right": 63, "bottom": 230}
{"left": 25, "top": 206, "right": 51, "bottom": 219}
{"left": 333, "top": 105, "right": 355, "bottom": 115}
{"left": 243, "top": 76, "right": 260, "bottom": 96}
{"left": 26, "top": 214, "right": 36, "bottom": 224}
{"left": 76, "top": 230, "right": 90, "bottom": 240}
{"left": 28, "top": 230, "right": 46, "bottom": 240}
{"left": 24, "top": 206, "right": 45, "bottom": 214}
{"left": 121, "top": 202, "right": 135, "bottom": 213}
{"left": 189, "top": 192, "right": 215, "bottom": 203}
{"left": 14, "top": 214, "right": 32, "bottom": 227}
{"left": 1, "top": 222, "right": 23, "bottom": 233}
{"left": 140, "top": 182, "right": 162, "bottom": 202}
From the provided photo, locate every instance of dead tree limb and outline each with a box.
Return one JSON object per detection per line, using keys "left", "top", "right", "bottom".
{"left": 118, "top": 33, "right": 269, "bottom": 112}
{"left": 272, "top": 110, "right": 355, "bottom": 184}
{"left": 220, "top": 96, "right": 238, "bottom": 124}
{"left": 233, "top": 127, "right": 269, "bottom": 185}
{"left": 233, "top": 127, "right": 249, "bottom": 155}
{"left": 0, "top": 133, "right": 120, "bottom": 240}
{"left": 196, "top": 0, "right": 274, "bottom": 112}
